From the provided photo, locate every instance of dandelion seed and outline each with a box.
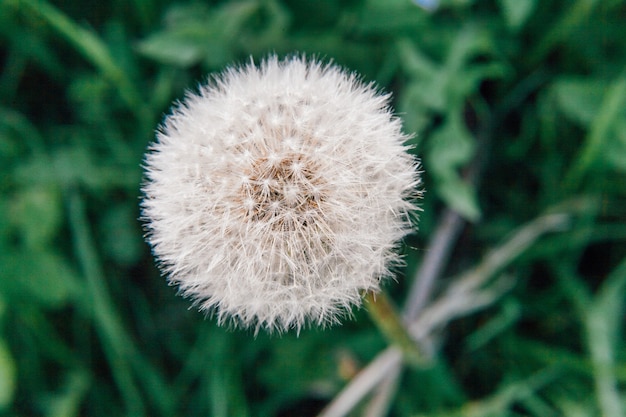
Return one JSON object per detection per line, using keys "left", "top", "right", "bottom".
{"left": 141, "top": 54, "right": 421, "bottom": 333}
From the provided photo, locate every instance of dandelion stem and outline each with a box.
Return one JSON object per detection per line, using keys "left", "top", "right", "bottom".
{"left": 363, "top": 290, "right": 426, "bottom": 366}
{"left": 324, "top": 209, "right": 573, "bottom": 417}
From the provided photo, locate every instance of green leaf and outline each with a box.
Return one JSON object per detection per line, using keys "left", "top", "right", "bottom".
{"left": 498, "top": 0, "right": 536, "bottom": 30}
{"left": 564, "top": 74, "right": 626, "bottom": 188}
{"left": 0, "top": 200, "right": 11, "bottom": 246}
{"left": 0, "top": 107, "right": 45, "bottom": 156}
{"left": 436, "top": 178, "right": 481, "bottom": 221}
{"left": 604, "top": 119, "right": 626, "bottom": 171}
{"left": 14, "top": 146, "right": 140, "bottom": 191}
{"left": 100, "top": 204, "right": 144, "bottom": 267}
{"left": 552, "top": 78, "right": 607, "bottom": 126}
{"left": 41, "top": 371, "right": 90, "bottom": 417}
{"left": 17, "top": 0, "right": 150, "bottom": 122}
{"left": 137, "top": 1, "right": 260, "bottom": 68}
{"left": 396, "top": 31, "right": 504, "bottom": 134}
{"left": 586, "top": 260, "right": 626, "bottom": 417}
{"left": 9, "top": 186, "right": 62, "bottom": 248}
{"left": 67, "top": 74, "right": 113, "bottom": 124}
{"left": 399, "top": 82, "right": 438, "bottom": 133}
{"left": 137, "top": 26, "right": 220, "bottom": 67}
{"left": 428, "top": 117, "right": 475, "bottom": 175}
{"left": 414, "top": 368, "right": 558, "bottom": 417}
{"left": 427, "top": 113, "right": 481, "bottom": 221}
{"left": 0, "top": 339, "right": 16, "bottom": 410}
{"left": 351, "top": 1, "right": 428, "bottom": 35}
{"left": 0, "top": 249, "right": 80, "bottom": 308}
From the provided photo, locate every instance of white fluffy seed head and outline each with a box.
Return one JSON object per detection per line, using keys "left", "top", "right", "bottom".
{"left": 141, "top": 54, "right": 422, "bottom": 334}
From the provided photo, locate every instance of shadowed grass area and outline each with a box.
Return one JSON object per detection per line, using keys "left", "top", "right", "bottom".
{"left": 1, "top": 0, "right": 625, "bottom": 416}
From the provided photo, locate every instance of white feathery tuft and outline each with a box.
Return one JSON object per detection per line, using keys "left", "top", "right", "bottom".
{"left": 141, "top": 54, "right": 422, "bottom": 334}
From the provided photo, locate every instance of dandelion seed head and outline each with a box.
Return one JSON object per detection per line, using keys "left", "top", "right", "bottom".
{"left": 141, "top": 54, "right": 421, "bottom": 334}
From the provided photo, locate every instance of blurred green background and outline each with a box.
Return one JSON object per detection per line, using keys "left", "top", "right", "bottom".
{"left": 1, "top": 0, "right": 626, "bottom": 416}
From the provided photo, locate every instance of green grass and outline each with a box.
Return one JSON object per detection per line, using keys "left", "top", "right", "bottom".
{"left": 1, "top": 0, "right": 625, "bottom": 416}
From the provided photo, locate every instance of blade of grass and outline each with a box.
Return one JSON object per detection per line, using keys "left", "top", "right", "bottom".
{"left": 67, "top": 190, "right": 145, "bottom": 416}
{"left": 67, "top": 190, "right": 176, "bottom": 416}
{"left": 0, "top": 107, "right": 46, "bottom": 154}
{"left": 528, "top": 0, "right": 600, "bottom": 66}
{"left": 564, "top": 74, "right": 626, "bottom": 191}
{"left": 414, "top": 368, "right": 559, "bottom": 417}
{"left": 464, "top": 299, "right": 521, "bottom": 352}
{"left": 15, "top": 0, "right": 152, "bottom": 127}
{"left": 586, "top": 260, "right": 626, "bottom": 417}
{"left": 554, "top": 257, "right": 626, "bottom": 417}
{"left": 45, "top": 370, "right": 90, "bottom": 417}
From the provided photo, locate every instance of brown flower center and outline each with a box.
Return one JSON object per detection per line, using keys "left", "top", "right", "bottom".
{"left": 240, "top": 151, "right": 324, "bottom": 232}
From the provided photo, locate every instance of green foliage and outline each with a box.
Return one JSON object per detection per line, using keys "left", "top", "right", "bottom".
{"left": 1, "top": 0, "right": 625, "bottom": 416}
